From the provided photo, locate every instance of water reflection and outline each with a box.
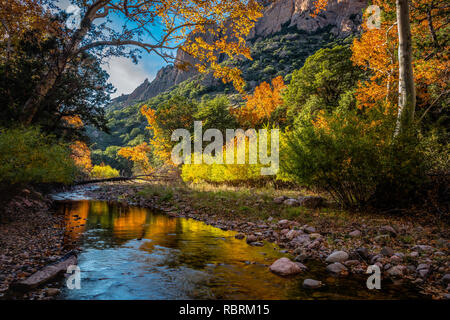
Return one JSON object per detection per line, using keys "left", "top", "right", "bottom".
{"left": 58, "top": 201, "right": 424, "bottom": 300}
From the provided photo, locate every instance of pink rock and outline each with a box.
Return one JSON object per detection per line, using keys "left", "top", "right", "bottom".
{"left": 269, "top": 258, "right": 305, "bottom": 276}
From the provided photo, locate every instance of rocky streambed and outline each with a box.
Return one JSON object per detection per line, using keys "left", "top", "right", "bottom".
{"left": 1, "top": 183, "right": 448, "bottom": 300}
{"left": 81, "top": 183, "right": 449, "bottom": 300}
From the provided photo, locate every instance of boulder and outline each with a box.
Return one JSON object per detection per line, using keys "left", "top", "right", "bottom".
{"left": 303, "top": 225, "right": 316, "bottom": 234}
{"left": 303, "top": 279, "right": 322, "bottom": 289}
{"left": 286, "top": 229, "right": 301, "bottom": 240}
{"left": 441, "top": 274, "right": 450, "bottom": 285}
{"left": 387, "top": 265, "right": 406, "bottom": 277}
{"left": 283, "top": 198, "right": 300, "bottom": 206}
{"left": 355, "top": 247, "right": 370, "bottom": 260}
{"left": 235, "top": 233, "right": 245, "bottom": 240}
{"left": 246, "top": 235, "right": 258, "bottom": 244}
{"left": 273, "top": 196, "right": 287, "bottom": 204}
{"left": 381, "top": 247, "right": 395, "bottom": 257}
{"left": 326, "top": 262, "right": 348, "bottom": 274}
{"left": 417, "top": 263, "right": 430, "bottom": 271}
{"left": 390, "top": 255, "right": 402, "bottom": 263}
{"left": 349, "top": 230, "right": 361, "bottom": 237}
{"left": 413, "top": 245, "right": 433, "bottom": 252}
{"left": 309, "top": 233, "right": 322, "bottom": 240}
{"left": 298, "top": 196, "right": 325, "bottom": 209}
{"left": 290, "top": 234, "right": 311, "bottom": 246}
{"left": 325, "top": 251, "right": 349, "bottom": 263}
{"left": 278, "top": 219, "right": 290, "bottom": 227}
{"left": 269, "top": 258, "right": 306, "bottom": 276}
{"left": 344, "top": 260, "right": 360, "bottom": 267}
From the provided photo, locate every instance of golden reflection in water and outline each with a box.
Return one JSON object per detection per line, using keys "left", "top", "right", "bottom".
{"left": 60, "top": 201, "right": 423, "bottom": 300}
{"left": 62, "top": 201, "right": 289, "bottom": 298}
{"left": 63, "top": 200, "right": 89, "bottom": 242}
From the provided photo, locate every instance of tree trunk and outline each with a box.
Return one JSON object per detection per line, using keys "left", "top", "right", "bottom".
{"left": 19, "top": 70, "right": 61, "bottom": 124}
{"left": 395, "top": 0, "right": 416, "bottom": 134}
{"left": 19, "top": 1, "right": 104, "bottom": 125}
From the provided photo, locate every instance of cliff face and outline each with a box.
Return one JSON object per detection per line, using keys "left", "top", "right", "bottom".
{"left": 111, "top": 0, "right": 366, "bottom": 108}
{"left": 250, "top": 0, "right": 366, "bottom": 37}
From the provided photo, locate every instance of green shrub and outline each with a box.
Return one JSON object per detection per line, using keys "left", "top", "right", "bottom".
{"left": 0, "top": 127, "right": 76, "bottom": 185}
{"left": 91, "top": 164, "right": 120, "bottom": 179}
{"left": 281, "top": 108, "right": 434, "bottom": 209}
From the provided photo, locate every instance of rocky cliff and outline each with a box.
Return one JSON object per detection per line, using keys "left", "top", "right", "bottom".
{"left": 110, "top": 0, "right": 366, "bottom": 109}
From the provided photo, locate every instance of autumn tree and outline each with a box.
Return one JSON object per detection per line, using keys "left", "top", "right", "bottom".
{"left": 10, "top": 0, "right": 262, "bottom": 125}
{"left": 70, "top": 140, "right": 93, "bottom": 174}
{"left": 351, "top": 0, "right": 449, "bottom": 131}
{"left": 118, "top": 143, "right": 153, "bottom": 174}
{"left": 0, "top": 23, "right": 112, "bottom": 139}
{"left": 141, "top": 96, "right": 196, "bottom": 164}
{"left": 232, "top": 76, "right": 286, "bottom": 127}
{"left": 314, "top": 0, "right": 426, "bottom": 133}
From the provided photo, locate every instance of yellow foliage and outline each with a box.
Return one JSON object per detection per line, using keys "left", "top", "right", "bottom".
{"left": 141, "top": 106, "right": 173, "bottom": 165}
{"left": 91, "top": 164, "right": 120, "bottom": 179}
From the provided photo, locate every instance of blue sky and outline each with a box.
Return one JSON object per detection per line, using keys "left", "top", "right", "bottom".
{"left": 57, "top": 0, "right": 168, "bottom": 98}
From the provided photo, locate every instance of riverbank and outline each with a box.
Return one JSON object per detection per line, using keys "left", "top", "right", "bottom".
{"left": 83, "top": 181, "right": 449, "bottom": 300}
{"left": 0, "top": 188, "right": 70, "bottom": 300}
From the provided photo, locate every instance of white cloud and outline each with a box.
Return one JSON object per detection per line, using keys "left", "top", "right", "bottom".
{"left": 102, "top": 57, "right": 154, "bottom": 98}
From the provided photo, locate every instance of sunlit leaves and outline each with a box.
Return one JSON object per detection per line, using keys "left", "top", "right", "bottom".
{"left": 232, "top": 76, "right": 286, "bottom": 127}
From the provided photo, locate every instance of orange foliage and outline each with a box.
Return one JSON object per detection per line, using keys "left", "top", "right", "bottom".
{"left": 351, "top": 0, "right": 449, "bottom": 112}
{"left": 232, "top": 76, "right": 286, "bottom": 127}
{"left": 141, "top": 105, "right": 174, "bottom": 164}
{"left": 0, "top": 0, "right": 56, "bottom": 40}
{"left": 118, "top": 143, "right": 153, "bottom": 174}
{"left": 62, "top": 115, "right": 84, "bottom": 129}
{"left": 70, "top": 141, "right": 92, "bottom": 173}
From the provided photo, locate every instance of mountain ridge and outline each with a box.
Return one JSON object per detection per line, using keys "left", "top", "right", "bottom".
{"left": 110, "top": 0, "right": 366, "bottom": 109}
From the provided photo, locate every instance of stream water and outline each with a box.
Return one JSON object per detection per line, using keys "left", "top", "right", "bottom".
{"left": 54, "top": 190, "right": 425, "bottom": 300}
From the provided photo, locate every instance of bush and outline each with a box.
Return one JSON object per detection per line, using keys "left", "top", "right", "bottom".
{"left": 281, "top": 108, "right": 434, "bottom": 209}
{"left": 283, "top": 45, "right": 363, "bottom": 124}
{"left": 0, "top": 127, "right": 76, "bottom": 185}
{"left": 91, "top": 164, "right": 120, "bottom": 179}
{"left": 181, "top": 130, "right": 279, "bottom": 183}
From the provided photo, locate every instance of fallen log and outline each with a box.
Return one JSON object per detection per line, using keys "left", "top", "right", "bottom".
{"left": 12, "top": 252, "right": 77, "bottom": 291}
{"left": 74, "top": 174, "right": 172, "bottom": 185}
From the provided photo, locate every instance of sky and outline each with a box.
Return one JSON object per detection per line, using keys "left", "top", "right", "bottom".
{"left": 57, "top": 0, "right": 168, "bottom": 98}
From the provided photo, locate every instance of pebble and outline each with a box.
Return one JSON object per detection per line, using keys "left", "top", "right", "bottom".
{"left": 269, "top": 258, "right": 305, "bottom": 276}
{"left": 441, "top": 274, "right": 450, "bottom": 285}
{"left": 326, "top": 251, "right": 349, "bottom": 263}
{"left": 246, "top": 235, "right": 258, "bottom": 244}
{"left": 349, "top": 230, "right": 361, "bottom": 237}
{"left": 303, "top": 279, "right": 322, "bottom": 289}
{"left": 387, "top": 265, "right": 406, "bottom": 277}
{"left": 326, "top": 262, "right": 348, "bottom": 274}
{"left": 381, "top": 247, "right": 394, "bottom": 257}
{"left": 303, "top": 225, "right": 316, "bottom": 234}
{"left": 355, "top": 247, "right": 369, "bottom": 259}
{"left": 283, "top": 198, "right": 299, "bottom": 206}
